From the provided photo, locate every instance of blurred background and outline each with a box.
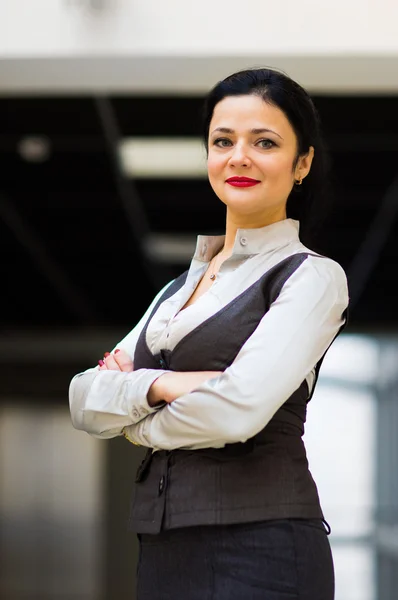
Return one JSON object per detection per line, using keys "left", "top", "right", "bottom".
{"left": 1, "top": 1, "right": 398, "bottom": 599}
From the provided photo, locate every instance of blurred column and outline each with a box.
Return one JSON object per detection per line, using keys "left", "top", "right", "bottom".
{"left": 0, "top": 400, "right": 105, "bottom": 600}
{"left": 103, "top": 439, "right": 146, "bottom": 600}
{"left": 375, "top": 338, "right": 398, "bottom": 600}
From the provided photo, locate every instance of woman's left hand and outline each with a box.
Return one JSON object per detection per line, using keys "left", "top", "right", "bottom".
{"left": 98, "top": 349, "right": 134, "bottom": 372}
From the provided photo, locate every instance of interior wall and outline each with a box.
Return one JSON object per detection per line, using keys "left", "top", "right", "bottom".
{"left": 1, "top": 0, "right": 398, "bottom": 93}
{"left": 2, "top": 0, "right": 398, "bottom": 56}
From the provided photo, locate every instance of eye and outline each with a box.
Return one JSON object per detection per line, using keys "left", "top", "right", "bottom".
{"left": 213, "top": 137, "right": 233, "bottom": 148}
{"left": 256, "top": 139, "right": 276, "bottom": 149}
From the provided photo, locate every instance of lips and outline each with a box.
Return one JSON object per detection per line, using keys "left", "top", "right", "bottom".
{"left": 225, "top": 176, "right": 260, "bottom": 188}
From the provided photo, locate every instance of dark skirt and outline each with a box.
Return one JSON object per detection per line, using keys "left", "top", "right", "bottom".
{"left": 136, "top": 518, "right": 334, "bottom": 600}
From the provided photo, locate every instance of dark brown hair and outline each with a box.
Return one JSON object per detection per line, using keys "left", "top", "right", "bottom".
{"left": 202, "top": 67, "right": 332, "bottom": 249}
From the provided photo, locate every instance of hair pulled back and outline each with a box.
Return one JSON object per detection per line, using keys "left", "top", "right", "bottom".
{"left": 202, "top": 67, "right": 331, "bottom": 249}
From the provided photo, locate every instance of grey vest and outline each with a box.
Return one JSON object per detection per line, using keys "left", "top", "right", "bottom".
{"left": 129, "top": 253, "right": 347, "bottom": 534}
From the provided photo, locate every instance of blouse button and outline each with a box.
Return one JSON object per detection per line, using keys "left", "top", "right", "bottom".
{"left": 240, "top": 237, "right": 248, "bottom": 246}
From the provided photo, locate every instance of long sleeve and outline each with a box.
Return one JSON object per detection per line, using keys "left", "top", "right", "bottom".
{"left": 69, "top": 278, "right": 175, "bottom": 438}
{"left": 123, "top": 256, "right": 349, "bottom": 450}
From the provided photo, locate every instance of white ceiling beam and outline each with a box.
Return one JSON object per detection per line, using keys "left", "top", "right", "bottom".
{"left": 2, "top": 55, "right": 398, "bottom": 95}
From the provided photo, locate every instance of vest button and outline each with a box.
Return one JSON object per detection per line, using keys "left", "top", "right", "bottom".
{"left": 159, "top": 358, "right": 166, "bottom": 368}
{"left": 158, "top": 475, "right": 165, "bottom": 495}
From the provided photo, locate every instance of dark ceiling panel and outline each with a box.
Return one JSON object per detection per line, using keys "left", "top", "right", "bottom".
{"left": 1, "top": 94, "right": 398, "bottom": 330}
{"left": 111, "top": 97, "right": 204, "bottom": 136}
{"left": 1, "top": 97, "right": 102, "bottom": 135}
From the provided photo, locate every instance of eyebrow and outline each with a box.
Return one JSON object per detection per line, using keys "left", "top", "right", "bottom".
{"left": 210, "top": 127, "right": 283, "bottom": 140}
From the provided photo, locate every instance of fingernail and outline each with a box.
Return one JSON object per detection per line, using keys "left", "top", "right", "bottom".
{"left": 98, "top": 359, "right": 104, "bottom": 366}
{"left": 104, "top": 352, "right": 110, "bottom": 358}
{"left": 114, "top": 349, "right": 120, "bottom": 354}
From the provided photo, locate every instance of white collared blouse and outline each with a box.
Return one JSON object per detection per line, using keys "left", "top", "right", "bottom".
{"left": 69, "top": 219, "right": 349, "bottom": 451}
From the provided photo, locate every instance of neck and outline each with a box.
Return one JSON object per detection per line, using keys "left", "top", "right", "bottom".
{"left": 220, "top": 209, "right": 287, "bottom": 255}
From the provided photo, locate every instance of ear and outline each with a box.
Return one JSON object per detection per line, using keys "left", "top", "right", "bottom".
{"left": 295, "top": 146, "right": 315, "bottom": 182}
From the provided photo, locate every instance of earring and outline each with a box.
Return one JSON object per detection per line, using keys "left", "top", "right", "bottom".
{"left": 295, "top": 176, "right": 303, "bottom": 186}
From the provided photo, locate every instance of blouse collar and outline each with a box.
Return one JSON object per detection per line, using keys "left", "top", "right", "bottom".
{"left": 193, "top": 218, "right": 300, "bottom": 262}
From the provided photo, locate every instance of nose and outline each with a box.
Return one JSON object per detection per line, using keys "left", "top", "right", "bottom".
{"left": 228, "top": 143, "right": 251, "bottom": 168}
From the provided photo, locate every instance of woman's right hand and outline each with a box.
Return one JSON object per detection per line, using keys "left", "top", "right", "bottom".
{"left": 147, "top": 370, "right": 223, "bottom": 406}
{"left": 97, "top": 349, "right": 222, "bottom": 407}
{"left": 98, "top": 349, "right": 134, "bottom": 372}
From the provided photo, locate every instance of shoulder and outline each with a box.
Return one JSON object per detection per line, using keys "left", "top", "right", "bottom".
{"left": 290, "top": 239, "right": 347, "bottom": 282}
{"left": 287, "top": 247, "right": 349, "bottom": 305}
{"left": 305, "top": 251, "right": 347, "bottom": 283}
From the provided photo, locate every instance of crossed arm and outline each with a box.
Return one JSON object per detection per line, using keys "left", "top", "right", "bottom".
{"left": 69, "top": 256, "right": 349, "bottom": 451}
{"left": 98, "top": 350, "right": 222, "bottom": 408}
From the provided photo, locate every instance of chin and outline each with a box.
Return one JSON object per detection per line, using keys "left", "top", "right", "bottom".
{"left": 226, "top": 202, "right": 266, "bottom": 216}
{"left": 224, "top": 192, "right": 265, "bottom": 208}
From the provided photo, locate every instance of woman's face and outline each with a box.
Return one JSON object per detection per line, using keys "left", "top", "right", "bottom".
{"left": 207, "top": 94, "right": 313, "bottom": 223}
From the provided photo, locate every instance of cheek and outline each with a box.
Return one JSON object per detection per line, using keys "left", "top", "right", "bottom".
{"left": 263, "top": 155, "right": 295, "bottom": 183}
{"left": 207, "top": 154, "right": 224, "bottom": 181}
{"left": 264, "top": 154, "right": 290, "bottom": 171}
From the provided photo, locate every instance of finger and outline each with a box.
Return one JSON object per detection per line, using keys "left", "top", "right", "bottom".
{"left": 113, "top": 348, "right": 134, "bottom": 372}
{"left": 104, "top": 353, "right": 121, "bottom": 370}
{"left": 98, "top": 359, "right": 107, "bottom": 370}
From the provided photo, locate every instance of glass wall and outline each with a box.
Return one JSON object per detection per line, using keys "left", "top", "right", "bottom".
{"left": 0, "top": 403, "right": 105, "bottom": 600}
{"left": 1, "top": 333, "right": 396, "bottom": 599}
{"left": 305, "top": 334, "right": 378, "bottom": 600}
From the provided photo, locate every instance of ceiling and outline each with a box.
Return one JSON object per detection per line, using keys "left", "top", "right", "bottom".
{"left": 1, "top": 94, "right": 398, "bottom": 333}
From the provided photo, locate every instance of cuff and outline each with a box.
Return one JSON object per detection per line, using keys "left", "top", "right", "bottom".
{"left": 134, "top": 369, "right": 169, "bottom": 419}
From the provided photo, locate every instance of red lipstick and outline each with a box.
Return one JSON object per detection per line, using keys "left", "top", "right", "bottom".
{"left": 225, "top": 176, "right": 260, "bottom": 188}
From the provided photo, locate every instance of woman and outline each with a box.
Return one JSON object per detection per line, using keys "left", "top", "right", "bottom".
{"left": 70, "top": 67, "right": 349, "bottom": 599}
